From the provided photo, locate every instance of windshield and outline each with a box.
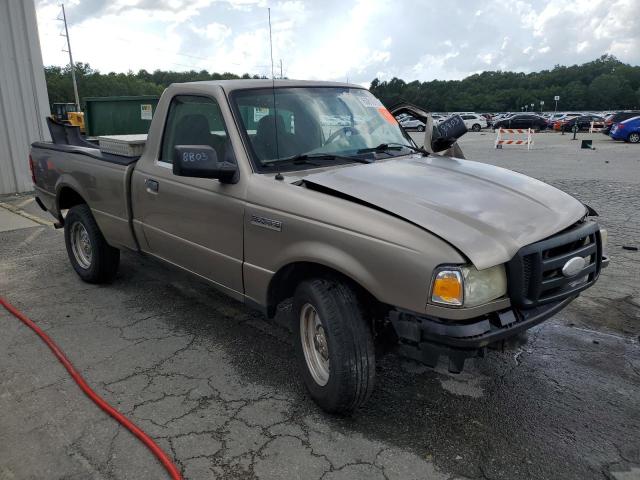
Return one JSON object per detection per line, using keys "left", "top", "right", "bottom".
{"left": 230, "top": 87, "right": 415, "bottom": 172}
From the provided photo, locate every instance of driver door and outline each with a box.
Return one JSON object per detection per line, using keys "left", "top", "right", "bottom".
{"left": 131, "top": 94, "right": 244, "bottom": 297}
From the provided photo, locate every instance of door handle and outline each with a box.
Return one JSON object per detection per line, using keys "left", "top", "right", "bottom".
{"left": 145, "top": 178, "right": 159, "bottom": 193}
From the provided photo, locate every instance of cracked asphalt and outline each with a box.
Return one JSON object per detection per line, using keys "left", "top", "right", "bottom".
{"left": 1, "top": 131, "right": 639, "bottom": 480}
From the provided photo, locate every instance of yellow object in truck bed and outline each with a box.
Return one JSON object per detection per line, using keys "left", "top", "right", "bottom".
{"left": 66, "top": 111, "right": 85, "bottom": 133}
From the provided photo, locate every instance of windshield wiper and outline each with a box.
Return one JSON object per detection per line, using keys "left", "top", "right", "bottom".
{"left": 274, "top": 153, "right": 373, "bottom": 165}
{"left": 357, "top": 143, "right": 429, "bottom": 156}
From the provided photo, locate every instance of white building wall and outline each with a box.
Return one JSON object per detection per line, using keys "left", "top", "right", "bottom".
{"left": 0, "top": 0, "right": 50, "bottom": 195}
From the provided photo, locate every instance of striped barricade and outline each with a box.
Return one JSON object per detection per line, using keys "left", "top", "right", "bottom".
{"left": 494, "top": 128, "right": 533, "bottom": 150}
{"left": 589, "top": 121, "right": 604, "bottom": 133}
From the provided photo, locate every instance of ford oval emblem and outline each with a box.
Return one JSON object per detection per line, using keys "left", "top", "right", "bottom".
{"left": 562, "top": 257, "right": 586, "bottom": 277}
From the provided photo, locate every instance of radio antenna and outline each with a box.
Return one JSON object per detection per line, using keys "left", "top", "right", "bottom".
{"left": 268, "top": 8, "right": 280, "bottom": 162}
{"left": 268, "top": 8, "right": 275, "bottom": 79}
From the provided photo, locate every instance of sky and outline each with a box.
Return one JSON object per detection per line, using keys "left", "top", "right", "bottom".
{"left": 36, "top": 0, "right": 640, "bottom": 86}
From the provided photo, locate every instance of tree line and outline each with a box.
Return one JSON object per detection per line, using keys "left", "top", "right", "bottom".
{"left": 44, "top": 63, "right": 266, "bottom": 106}
{"left": 45, "top": 55, "right": 640, "bottom": 112}
{"left": 370, "top": 55, "right": 640, "bottom": 112}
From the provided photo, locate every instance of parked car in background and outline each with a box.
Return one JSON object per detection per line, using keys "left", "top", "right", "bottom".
{"left": 552, "top": 113, "right": 582, "bottom": 131}
{"left": 603, "top": 111, "right": 640, "bottom": 134}
{"left": 546, "top": 113, "right": 565, "bottom": 127}
{"left": 399, "top": 115, "right": 426, "bottom": 131}
{"left": 563, "top": 115, "right": 605, "bottom": 132}
{"left": 460, "top": 114, "right": 487, "bottom": 131}
{"left": 610, "top": 116, "right": 640, "bottom": 143}
{"left": 490, "top": 113, "right": 511, "bottom": 126}
{"left": 493, "top": 114, "right": 548, "bottom": 131}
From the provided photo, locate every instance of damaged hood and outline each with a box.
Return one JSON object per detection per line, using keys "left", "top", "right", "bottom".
{"left": 302, "top": 155, "right": 586, "bottom": 269}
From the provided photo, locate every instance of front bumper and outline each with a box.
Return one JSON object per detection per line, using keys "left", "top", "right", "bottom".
{"left": 391, "top": 296, "right": 575, "bottom": 373}
{"left": 392, "top": 220, "right": 607, "bottom": 373}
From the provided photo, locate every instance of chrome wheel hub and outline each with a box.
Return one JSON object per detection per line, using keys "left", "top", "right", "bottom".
{"left": 300, "top": 303, "right": 330, "bottom": 386}
{"left": 70, "top": 222, "right": 92, "bottom": 269}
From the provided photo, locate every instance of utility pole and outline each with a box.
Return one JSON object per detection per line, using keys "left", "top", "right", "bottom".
{"left": 60, "top": 3, "right": 80, "bottom": 111}
{"left": 279, "top": 59, "right": 283, "bottom": 79}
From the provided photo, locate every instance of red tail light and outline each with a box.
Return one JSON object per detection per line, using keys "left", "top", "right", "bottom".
{"left": 618, "top": 124, "right": 625, "bottom": 129}
{"left": 28, "top": 154, "right": 36, "bottom": 184}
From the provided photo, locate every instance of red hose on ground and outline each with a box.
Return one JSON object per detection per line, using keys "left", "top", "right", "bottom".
{"left": 0, "top": 295, "right": 183, "bottom": 480}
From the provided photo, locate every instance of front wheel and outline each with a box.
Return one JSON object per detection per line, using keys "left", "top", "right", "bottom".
{"left": 292, "top": 278, "right": 375, "bottom": 414}
{"left": 472, "top": 123, "right": 481, "bottom": 132}
{"left": 417, "top": 125, "right": 425, "bottom": 132}
{"left": 628, "top": 132, "right": 640, "bottom": 143}
{"left": 64, "top": 204, "right": 120, "bottom": 283}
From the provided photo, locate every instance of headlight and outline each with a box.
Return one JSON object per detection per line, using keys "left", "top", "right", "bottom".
{"left": 430, "top": 264, "right": 507, "bottom": 308}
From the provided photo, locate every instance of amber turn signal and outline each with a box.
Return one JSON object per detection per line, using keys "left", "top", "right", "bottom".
{"left": 431, "top": 270, "right": 463, "bottom": 306}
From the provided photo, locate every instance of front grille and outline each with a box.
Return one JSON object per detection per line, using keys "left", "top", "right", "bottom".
{"left": 506, "top": 220, "right": 602, "bottom": 309}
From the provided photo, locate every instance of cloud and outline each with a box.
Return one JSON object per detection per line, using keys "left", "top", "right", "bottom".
{"left": 36, "top": 0, "right": 640, "bottom": 83}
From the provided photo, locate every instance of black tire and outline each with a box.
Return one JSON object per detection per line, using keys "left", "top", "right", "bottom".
{"left": 417, "top": 125, "right": 425, "bottom": 132}
{"left": 292, "top": 278, "right": 375, "bottom": 414}
{"left": 64, "top": 204, "right": 120, "bottom": 283}
{"left": 472, "top": 123, "right": 481, "bottom": 132}
{"left": 628, "top": 132, "right": 640, "bottom": 144}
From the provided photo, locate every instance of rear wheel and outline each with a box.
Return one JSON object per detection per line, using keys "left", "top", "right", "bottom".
{"left": 628, "top": 132, "right": 640, "bottom": 143}
{"left": 292, "top": 278, "right": 375, "bottom": 414}
{"left": 417, "top": 125, "right": 425, "bottom": 132}
{"left": 472, "top": 123, "right": 481, "bottom": 132}
{"left": 64, "top": 204, "right": 120, "bottom": 283}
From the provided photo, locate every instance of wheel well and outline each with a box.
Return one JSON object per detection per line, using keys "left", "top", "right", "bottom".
{"left": 58, "top": 187, "right": 86, "bottom": 211}
{"left": 266, "top": 262, "right": 384, "bottom": 320}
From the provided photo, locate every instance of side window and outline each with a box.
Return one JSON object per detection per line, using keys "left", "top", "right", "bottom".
{"left": 461, "top": 115, "right": 473, "bottom": 120}
{"left": 160, "top": 95, "right": 235, "bottom": 165}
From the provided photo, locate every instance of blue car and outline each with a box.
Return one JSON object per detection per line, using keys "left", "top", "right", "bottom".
{"left": 609, "top": 115, "right": 640, "bottom": 143}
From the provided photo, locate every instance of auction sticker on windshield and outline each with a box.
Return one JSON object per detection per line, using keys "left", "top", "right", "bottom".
{"left": 378, "top": 107, "right": 398, "bottom": 124}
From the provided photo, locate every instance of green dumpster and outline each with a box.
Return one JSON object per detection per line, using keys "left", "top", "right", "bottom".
{"left": 84, "top": 95, "right": 160, "bottom": 137}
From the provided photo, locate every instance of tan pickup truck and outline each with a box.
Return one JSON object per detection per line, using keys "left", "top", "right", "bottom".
{"left": 30, "top": 80, "right": 607, "bottom": 413}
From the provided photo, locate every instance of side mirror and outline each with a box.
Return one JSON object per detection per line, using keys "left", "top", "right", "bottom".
{"left": 431, "top": 114, "right": 467, "bottom": 153}
{"left": 173, "top": 145, "right": 238, "bottom": 183}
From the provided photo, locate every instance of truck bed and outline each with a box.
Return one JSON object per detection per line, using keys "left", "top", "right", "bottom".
{"left": 30, "top": 142, "right": 139, "bottom": 251}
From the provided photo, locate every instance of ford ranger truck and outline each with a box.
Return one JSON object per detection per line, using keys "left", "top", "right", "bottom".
{"left": 30, "top": 80, "right": 608, "bottom": 414}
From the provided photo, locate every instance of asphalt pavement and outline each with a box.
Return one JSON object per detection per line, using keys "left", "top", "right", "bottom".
{"left": 1, "top": 130, "right": 639, "bottom": 480}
